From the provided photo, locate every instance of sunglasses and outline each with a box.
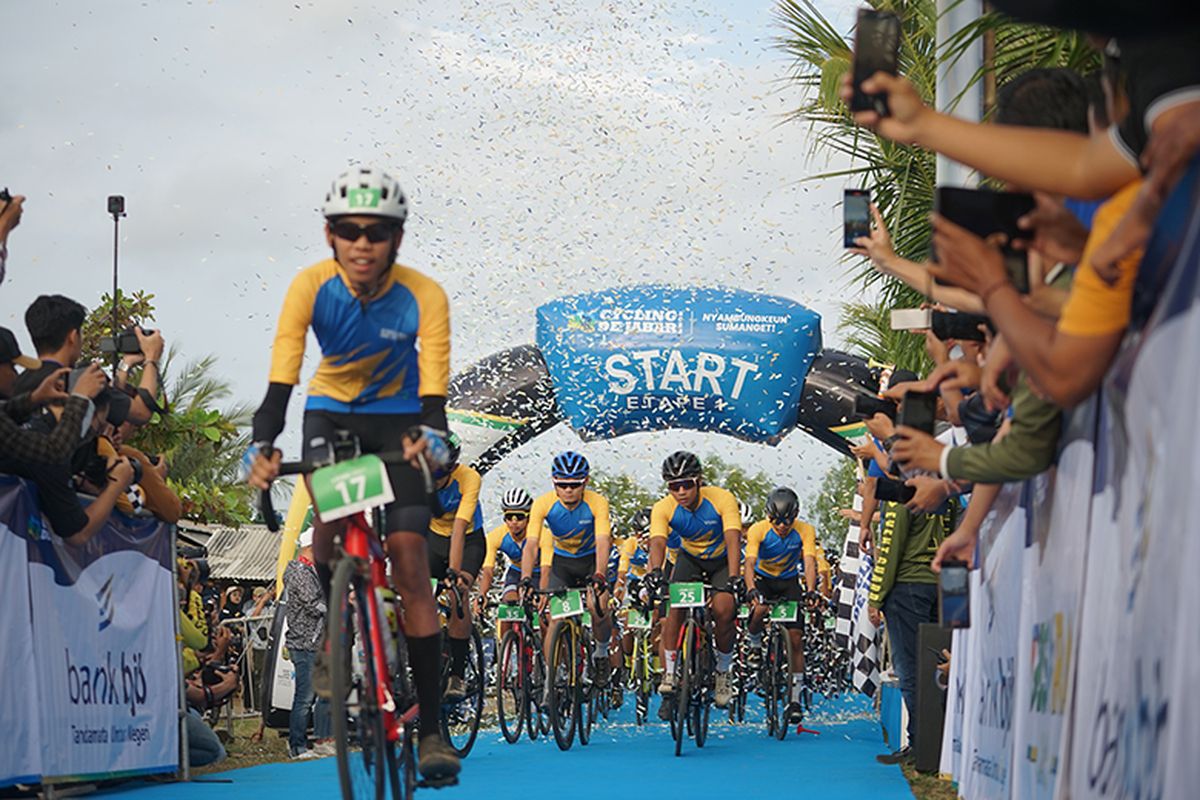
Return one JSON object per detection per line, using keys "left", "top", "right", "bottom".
{"left": 329, "top": 220, "right": 399, "bottom": 244}
{"left": 553, "top": 481, "right": 585, "bottom": 490}
{"left": 667, "top": 479, "right": 698, "bottom": 492}
{"left": 769, "top": 516, "right": 797, "bottom": 526}
{"left": 504, "top": 512, "right": 529, "bottom": 522}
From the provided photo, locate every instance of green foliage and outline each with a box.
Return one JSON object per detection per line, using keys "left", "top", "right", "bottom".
{"left": 701, "top": 454, "right": 777, "bottom": 517}
{"left": 80, "top": 289, "right": 157, "bottom": 365}
{"left": 776, "top": 0, "right": 1100, "bottom": 369}
{"left": 85, "top": 295, "right": 255, "bottom": 526}
{"left": 805, "top": 456, "right": 859, "bottom": 552}
{"left": 589, "top": 470, "right": 657, "bottom": 535}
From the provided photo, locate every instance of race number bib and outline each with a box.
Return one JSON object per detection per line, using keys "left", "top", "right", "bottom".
{"left": 769, "top": 601, "right": 798, "bottom": 622}
{"left": 310, "top": 455, "right": 394, "bottom": 522}
{"left": 628, "top": 608, "right": 652, "bottom": 630}
{"left": 669, "top": 582, "right": 704, "bottom": 608}
{"left": 497, "top": 604, "right": 526, "bottom": 622}
{"left": 550, "top": 590, "right": 584, "bottom": 620}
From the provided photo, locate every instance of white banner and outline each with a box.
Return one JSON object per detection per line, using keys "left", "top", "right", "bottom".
{"left": 0, "top": 486, "right": 43, "bottom": 788}
{"left": 940, "top": 626, "right": 968, "bottom": 781}
{"left": 959, "top": 485, "right": 1023, "bottom": 800}
{"left": 1011, "top": 401, "right": 1096, "bottom": 800}
{"left": 24, "top": 500, "right": 178, "bottom": 782}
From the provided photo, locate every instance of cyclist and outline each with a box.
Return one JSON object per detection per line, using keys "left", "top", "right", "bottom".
{"left": 743, "top": 487, "right": 819, "bottom": 726}
{"left": 614, "top": 509, "right": 651, "bottom": 605}
{"left": 519, "top": 451, "right": 614, "bottom": 696}
{"left": 429, "top": 433, "right": 486, "bottom": 700}
{"left": 646, "top": 451, "right": 743, "bottom": 715}
{"left": 246, "top": 166, "right": 459, "bottom": 780}
{"left": 476, "top": 488, "right": 536, "bottom": 633}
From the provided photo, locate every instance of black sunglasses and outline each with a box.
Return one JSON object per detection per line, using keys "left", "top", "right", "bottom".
{"left": 768, "top": 515, "right": 797, "bottom": 526}
{"left": 667, "top": 479, "right": 698, "bottom": 492}
{"left": 329, "top": 220, "right": 399, "bottom": 244}
{"left": 504, "top": 512, "right": 529, "bottom": 522}
{"left": 554, "top": 481, "right": 585, "bottom": 490}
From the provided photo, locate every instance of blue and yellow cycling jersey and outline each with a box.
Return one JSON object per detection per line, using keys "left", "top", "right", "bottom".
{"left": 268, "top": 259, "right": 450, "bottom": 414}
{"left": 430, "top": 464, "right": 483, "bottom": 537}
{"left": 483, "top": 524, "right": 537, "bottom": 572}
{"left": 617, "top": 536, "right": 650, "bottom": 580}
{"left": 650, "top": 486, "right": 741, "bottom": 560}
{"left": 528, "top": 490, "right": 612, "bottom": 564}
{"left": 744, "top": 519, "right": 818, "bottom": 580}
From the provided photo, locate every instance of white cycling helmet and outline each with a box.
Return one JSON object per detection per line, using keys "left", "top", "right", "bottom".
{"left": 322, "top": 167, "right": 408, "bottom": 223}
{"left": 501, "top": 487, "right": 534, "bottom": 512}
{"left": 739, "top": 500, "right": 754, "bottom": 527}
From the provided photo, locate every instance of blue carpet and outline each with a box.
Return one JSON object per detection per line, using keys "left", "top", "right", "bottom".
{"left": 99, "top": 695, "right": 911, "bottom": 799}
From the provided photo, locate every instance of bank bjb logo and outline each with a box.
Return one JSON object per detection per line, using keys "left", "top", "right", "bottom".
{"left": 96, "top": 575, "right": 115, "bottom": 632}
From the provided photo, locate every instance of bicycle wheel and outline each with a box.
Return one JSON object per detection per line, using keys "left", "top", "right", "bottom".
{"left": 497, "top": 629, "right": 524, "bottom": 744}
{"left": 400, "top": 722, "right": 418, "bottom": 800}
{"left": 441, "top": 626, "right": 484, "bottom": 757}
{"left": 764, "top": 629, "right": 779, "bottom": 738}
{"left": 693, "top": 638, "right": 710, "bottom": 748}
{"left": 548, "top": 621, "right": 577, "bottom": 751}
{"left": 578, "top": 628, "right": 594, "bottom": 746}
{"left": 673, "top": 619, "right": 694, "bottom": 757}
{"left": 527, "top": 638, "right": 546, "bottom": 742}
{"left": 772, "top": 628, "right": 793, "bottom": 741}
{"left": 633, "top": 636, "right": 649, "bottom": 726}
{"left": 329, "top": 558, "right": 389, "bottom": 800}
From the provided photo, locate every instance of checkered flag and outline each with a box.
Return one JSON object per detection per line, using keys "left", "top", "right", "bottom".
{"left": 836, "top": 494, "right": 865, "bottom": 649}
{"left": 851, "top": 616, "right": 882, "bottom": 698}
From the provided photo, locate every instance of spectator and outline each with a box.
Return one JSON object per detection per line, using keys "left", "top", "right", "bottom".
{"left": 284, "top": 528, "right": 332, "bottom": 759}
{"left": 113, "top": 327, "right": 167, "bottom": 426}
{"left": 868, "top": 498, "right": 959, "bottom": 765}
{"left": 0, "top": 189, "right": 24, "bottom": 287}
{"left": 13, "top": 295, "right": 86, "bottom": 395}
{"left": 110, "top": 420, "right": 182, "bottom": 523}
{"left": 177, "top": 574, "right": 227, "bottom": 768}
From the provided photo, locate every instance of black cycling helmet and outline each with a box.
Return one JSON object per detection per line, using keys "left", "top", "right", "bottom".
{"left": 765, "top": 487, "right": 800, "bottom": 525}
{"left": 446, "top": 431, "right": 462, "bottom": 465}
{"left": 662, "top": 451, "right": 702, "bottom": 482}
{"left": 631, "top": 506, "right": 653, "bottom": 533}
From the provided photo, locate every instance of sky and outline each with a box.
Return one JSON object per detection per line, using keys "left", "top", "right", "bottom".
{"left": 1, "top": 0, "right": 869, "bottom": 523}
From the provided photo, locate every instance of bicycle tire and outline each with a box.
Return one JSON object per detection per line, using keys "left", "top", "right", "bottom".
{"left": 548, "top": 621, "right": 577, "bottom": 751}
{"left": 441, "top": 625, "right": 484, "bottom": 757}
{"left": 329, "top": 557, "right": 389, "bottom": 800}
{"left": 633, "top": 635, "right": 649, "bottom": 726}
{"left": 694, "top": 635, "right": 710, "bottom": 748}
{"left": 401, "top": 722, "right": 417, "bottom": 800}
{"left": 764, "top": 629, "right": 779, "bottom": 738}
{"left": 527, "top": 634, "right": 546, "bottom": 742}
{"left": 674, "top": 619, "right": 694, "bottom": 757}
{"left": 497, "top": 629, "right": 524, "bottom": 744}
{"left": 773, "top": 628, "right": 792, "bottom": 741}
{"left": 578, "top": 627, "right": 594, "bottom": 746}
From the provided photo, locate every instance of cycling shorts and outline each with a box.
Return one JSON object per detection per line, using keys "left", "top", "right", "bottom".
{"left": 669, "top": 549, "right": 730, "bottom": 590}
{"left": 549, "top": 552, "right": 596, "bottom": 591}
{"left": 427, "top": 527, "right": 486, "bottom": 580}
{"left": 302, "top": 410, "right": 430, "bottom": 535}
{"left": 757, "top": 576, "right": 804, "bottom": 630}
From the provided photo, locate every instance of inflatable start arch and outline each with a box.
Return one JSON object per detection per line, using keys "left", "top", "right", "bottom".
{"left": 448, "top": 284, "right": 884, "bottom": 474}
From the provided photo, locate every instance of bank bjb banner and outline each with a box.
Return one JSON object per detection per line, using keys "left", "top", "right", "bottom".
{"left": 536, "top": 285, "right": 821, "bottom": 443}
{"left": 7, "top": 479, "right": 179, "bottom": 782}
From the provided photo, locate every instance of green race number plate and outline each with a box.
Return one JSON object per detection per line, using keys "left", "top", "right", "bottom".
{"left": 669, "top": 582, "right": 704, "bottom": 608}
{"left": 550, "top": 589, "right": 584, "bottom": 620}
{"left": 310, "top": 455, "right": 394, "bottom": 522}
{"left": 628, "top": 608, "right": 651, "bottom": 630}
{"left": 769, "top": 601, "right": 799, "bottom": 622}
{"left": 581, "top": 611, "right": 593, "bottom": 627}
{"left": 497, "top": 604, "right": 526, "bottom": 622}
{"left": 737, "top": 604, "right": 750, "bottom": 620}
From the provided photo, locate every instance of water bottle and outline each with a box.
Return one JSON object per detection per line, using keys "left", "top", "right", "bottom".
{"left": 376, "top": 586, "right": 400, "bottom": 674}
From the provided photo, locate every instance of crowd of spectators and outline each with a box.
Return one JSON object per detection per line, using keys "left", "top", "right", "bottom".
{"left": 839, "top": 4, "right": 1200, "bottom": 766}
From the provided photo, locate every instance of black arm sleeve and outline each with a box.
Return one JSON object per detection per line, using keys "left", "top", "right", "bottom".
{"left": 251, "top": 382, "right": 294, "bottom": 444}
{"left": 420, "top": 395, "right": 449, "bottom": 432}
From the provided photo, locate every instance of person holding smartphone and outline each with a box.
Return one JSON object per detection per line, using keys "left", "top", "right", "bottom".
{"left": 867, "top": 496, "right": 959, "bottom": 765}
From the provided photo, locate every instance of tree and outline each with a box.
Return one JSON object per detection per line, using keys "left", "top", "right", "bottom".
{"left": 701, "top": 454, "right": 776, "bottom": 519}
{"left": 775, "top": 0, "right": 1100, "bottom": 371}
{"left": 81, "top": 296, "right": 256, "bottom": 526}
{"left": 805, "top": 456, "right": 859, "bottom": 553}
{"left": 589, "top": 470, "right": 657, "bottom": 535}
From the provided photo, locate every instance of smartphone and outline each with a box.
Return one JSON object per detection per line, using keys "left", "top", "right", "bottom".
{"left": 853, "top": 394, "right": 897, "bottom": 421}
{"left": 934, "top": 186, "right": 1035, "bottom": 245}
{"left": 844, "top": 189, "right": 871, "bottom": 248}
{"left": 897, "top": 390, "right": 937, "bottom": 434}
{"left": 890, "top": 308, "right": 932, "bottom": 330}
{"left": 850, "top": 9, "right": 902, "bottom": 115}
{"left": 939, "top": 559, "right": 970, "bottom": 628}
{"left": 930, "top": 310, "right": 990, "bottom": 341}
{"left": 874, "top": 477, "right": 915, "bottom": 503}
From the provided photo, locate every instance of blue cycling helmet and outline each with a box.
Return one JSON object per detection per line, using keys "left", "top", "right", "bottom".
{"left": 551, "top": 451, "right": 590, "bottom": 480}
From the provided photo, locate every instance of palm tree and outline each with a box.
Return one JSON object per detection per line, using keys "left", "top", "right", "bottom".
{"left": 774, "top": 0, "right": 1099, "bottom": 371}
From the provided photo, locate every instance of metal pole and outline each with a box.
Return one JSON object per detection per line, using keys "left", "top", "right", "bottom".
{"left": 109, "top": 200, "right": 125, "bottom": 374}
{"left": 935, "top": 0, "right": 984, "bottom": 188}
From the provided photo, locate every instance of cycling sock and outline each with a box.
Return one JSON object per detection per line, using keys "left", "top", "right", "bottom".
{"left": 715, "top": 648, "right": 734, "bottom": 673}
{"left": 747, "top": 632, "right": 763, "bottom": 648}
{"left": 448, "top": 635, "right": 469, "bottom": 677}
{"left": 663, "top": 650, "right": 678, "bottom": 676}
{"left": 593, "top": 636, "right": 610, "bottom": 658}
{"left": 407, "top": 632, "right": 443, "bottom": 738}
{"left": 316, "top": 561, "right": 333, "bottom": 601}
{"left": 791, "top": 674, "right": 805, "bottom": 703}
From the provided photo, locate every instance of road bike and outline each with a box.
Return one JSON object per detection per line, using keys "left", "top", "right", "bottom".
{"left": 495, "top": 596, "right": 548, "bottom": 743}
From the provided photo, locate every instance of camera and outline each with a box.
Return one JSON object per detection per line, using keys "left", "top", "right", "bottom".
{"left": 99, "top": 327, "right": 152, "bottom": 356}
{"left": 0, "top": 188, "right": 11, "bottom": 203}
{"left": 107, "top": 195, "right": 125, "bottom": 215}
{"left": 854, "top": 394, "right": 897, "bottom": 421}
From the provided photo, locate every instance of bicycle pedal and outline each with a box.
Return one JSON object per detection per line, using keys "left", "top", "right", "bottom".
{"left": 417, "top": 776, "right": 460, "bottom": 789}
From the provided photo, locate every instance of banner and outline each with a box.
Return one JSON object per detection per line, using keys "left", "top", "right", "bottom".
{"left": 261, "top": 599, "right": 296, "bottom": 730}
{"left": 959, "top": 485, "right": 1024, "bottom": 800}
{"left": 940, "top": 627, "right": 969, "bottom": 781}
{"left": 16, "top": 481, "right": 179, "bottom": 782}
{"left": 0, "top": 480, "right": 43, "bottom": 787}
{"left": 536, "top": 284, "right": 822, "bottom": 444}
{"left": 1012, "top": 401, "right": 1096, "bottom": 800}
